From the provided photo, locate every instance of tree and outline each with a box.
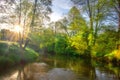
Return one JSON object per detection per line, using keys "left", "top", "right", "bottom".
{"left": 15, "top": 0, "right": 52, "bottom": 49}
{"left": 70, "top": 0, "right": 115, "bottom": 57}
{"left": 68, "top": 6, "right": 87, "bottom": 36}
{"left": 110, "top": 0, "right": 120, "bottom": 49}
{"left": 0, "top": 0, "right": 16, "bottom": 26}
{"left": 54, "top": 18, "right": 69, "bottom": 36}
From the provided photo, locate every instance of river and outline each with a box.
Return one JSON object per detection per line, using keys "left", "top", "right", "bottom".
{"left": 0, "top": 56, "right": 120, "bottom": 80}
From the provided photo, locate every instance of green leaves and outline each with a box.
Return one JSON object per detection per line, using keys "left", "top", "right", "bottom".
{"left": 69, "top": 31, "right": 88, "bottom": 54}
{"left": 54, "top": 35, "right": 68, "bottom": 54}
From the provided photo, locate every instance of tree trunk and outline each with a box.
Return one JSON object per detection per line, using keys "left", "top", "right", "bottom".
{"left": 86, "top": 0, "right": 94, "bottom": 58}
{"left": 23, "top": 38, "right": 30, "bottom": 50}
{"left": 19, "top": 0, "right": 23, "bottom": 49}
{"left": 30, "top": 0, "right": 38, "bottom": 28}
{"left": 117, "top": 0, "right": 120, "bottom": 50}
{"left": 118, "top": 0, "right": 120, "bottom": 32}
{"left": 87, "top": 0, "right": 93, "bottom": 31}
{"left": 19, "top": 0, "right": 21, "bottom": 25}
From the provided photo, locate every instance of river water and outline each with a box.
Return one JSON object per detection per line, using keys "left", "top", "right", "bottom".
{"left": 0, "top": 56, "right": 120, "bottom": 80}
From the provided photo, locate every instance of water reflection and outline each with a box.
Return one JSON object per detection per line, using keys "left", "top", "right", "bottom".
{"left": 0, "top": 56, "right": 120, "bottom": 80}
{"left": 13, "top": 63, "right": 77, "bottom": 80}
{"left": 17, "top": 63, "right": 49, "bottom": 80}
{"left": 41, "top": 56, "right": 120, "bottom": 80}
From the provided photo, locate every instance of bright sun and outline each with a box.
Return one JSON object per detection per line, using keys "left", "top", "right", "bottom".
{"left": 14, "top": 25, "right": 23, "bottom": 33}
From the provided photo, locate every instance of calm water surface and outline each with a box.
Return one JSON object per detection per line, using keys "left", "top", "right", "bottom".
{"left": 0, "top": 56, "right": 120, "bottom": 80}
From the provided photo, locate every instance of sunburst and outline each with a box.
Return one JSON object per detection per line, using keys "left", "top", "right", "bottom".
{"left": 14, "top": 25, "right": 23, "bottom": 33}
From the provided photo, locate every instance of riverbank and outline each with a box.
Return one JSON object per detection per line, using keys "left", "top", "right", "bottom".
{"left": 0, "top": 41, "right": 39, "bottom": 72}
{"left": 91, "top": 49, "right": 120, "bottom": 66}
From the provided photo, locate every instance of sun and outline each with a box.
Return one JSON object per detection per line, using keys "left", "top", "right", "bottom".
{"left": 14, "top": 25, "right": 23, "bottom": 33}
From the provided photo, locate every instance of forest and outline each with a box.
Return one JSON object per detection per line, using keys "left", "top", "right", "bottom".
{"left": 0, "top": 0, "right": 120, "bottom": 80}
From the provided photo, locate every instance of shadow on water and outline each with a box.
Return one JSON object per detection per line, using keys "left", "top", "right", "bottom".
{"left": 0, "top": 56, "right": 120, "bottom": 80}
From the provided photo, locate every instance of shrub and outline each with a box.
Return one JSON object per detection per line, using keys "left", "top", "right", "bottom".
{"left": 9, "top": 53, "right": 21, "bottom": 64}
{"left": 0, "top": 42, "right": 9, "bottom": 55}
{"left": 0, "top": 56, "right": 15, "bottom": 67}
{"left": 54, "top": 35, "right": 68, "bottom": 55}
{"left": 24, "top": 48, "right": 39, "bottom": 62}
{"left": 105, "top": 50, "right": 120, "bottom": 60}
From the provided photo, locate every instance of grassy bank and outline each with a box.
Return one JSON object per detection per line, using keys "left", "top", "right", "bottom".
{"left": 0, "top": 41, "right": 39, "bottom": 70}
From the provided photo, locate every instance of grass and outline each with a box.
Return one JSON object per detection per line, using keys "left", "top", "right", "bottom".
{"left": 0, "top": 41, "right": 39, "bottom": 69}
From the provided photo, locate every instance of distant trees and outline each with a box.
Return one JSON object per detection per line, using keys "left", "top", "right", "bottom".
{"left": 0, "top": 0, "right": 119, "bottom": 61}
{"left": 0, "top": 29, "right": 19, "bottom": 41}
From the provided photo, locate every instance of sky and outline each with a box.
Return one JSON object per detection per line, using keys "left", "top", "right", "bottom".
{"left": 49, "top": 0, "right": 73, "bottom": 22}
{"left": 0, "top": 0, "right": 73, "bottom": 29}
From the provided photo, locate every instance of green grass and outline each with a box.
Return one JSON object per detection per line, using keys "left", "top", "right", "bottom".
{"left": 24, "top": 47, "right": 39, "bottom": 62}
{"left": 0, "top": 41, "right": 39, "bottom": 68}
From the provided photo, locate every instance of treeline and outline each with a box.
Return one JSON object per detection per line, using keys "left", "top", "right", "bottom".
{"left": 0, "top": 0, "right": 120, "bottom": 64}
{"left": 30, "top": 25, "right": 119, "bottom": 60}
{"left": 29, "top": 4, "right": 120, "bottom": 64}
{"left": 0, "top": 29, "right": 19, "bottom": 41}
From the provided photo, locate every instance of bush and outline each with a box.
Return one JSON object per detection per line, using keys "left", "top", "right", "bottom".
{"left": 0, "top": 41, "right": 39, "bottom": 68}
{"left": 105, "top": 50, "right": 120, "bottom": 60}
{"left": 9, "top": 44, "right": 20, "bottom": 53}
{"left": 9, "top": 53, "right": 21, "bottom": 64}
{"left": 0, "top": 42, "right": 9, "bottom": 55}
{"left": 92, "top": 28, "right": 117, "bottom": 58}
{"left": 54, "top": 35, "right": 68, "bottom": 55}
{"left": 0, "top": 56, "right": 15, "bottom": 68}
{"left": 24, "top": 48, "right": 39, "bottom": 62}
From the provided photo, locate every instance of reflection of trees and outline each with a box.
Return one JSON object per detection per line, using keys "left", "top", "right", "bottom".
{"left": 17, "top": 66, "right": 26, "bottom": 80}
{"left": 104, "top": 63, "right": 120, "bottom": 79}
{"left": 46, "top": 56, "right": 96, "bottom": 80}
{"left": 17, "top": 63, "right": 49, "bottom": 80}
{"left": 67, "top": 58, "right": 96, "bottom": 80}
{"left": 16, "top": 57, "right": 120, "bottom": 80}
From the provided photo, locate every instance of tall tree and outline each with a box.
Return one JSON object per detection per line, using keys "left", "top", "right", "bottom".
{"left": 71, "top": 0, "right": 110, "bottom": 45}
{"left": 0, "top": 0, "right": 52, "bottom": 49}
{"left": 114, "top": 0, "right": 120, "bottom": 47}
{"left": 30, "top": 0, "right": 38, "bottom": 28}
{"left": 54, "top": 18, "right": 69, "bottom": 36}
{"left": 68, "top": 6, "right": 87, "bottom": 35}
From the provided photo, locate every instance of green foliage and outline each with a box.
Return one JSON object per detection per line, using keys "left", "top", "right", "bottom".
{"left": 54, "top": 34, "right": 68, "bottom": 54}
{"left": 69, "top": 31, "right": 88, "bottom": 55}
{"left": 30, "top": 28, "right": 55, "bottom": 53}
{"left": 88, "top": 33, "right": 94, "bottom": 46}
{"left": 0, "top": 42, "right": 8, "bottom": 54}
{"left": 29, "top": 32, "right": 42, "bottom": 52}
{"left": 68, "top": 6, "right": 87, "bottom": 33}
{"left": 105, "top": 49, "right": 120, "bottom": 60}
{"left": 24, "top": 48, "right": 39, "bottom": 62}
{"left": 9, "top": 43, "right": 20, "bottom": 54}
{"left": 104, "top": 50, "right": 116, "bottom": 60}
{"left": 0, "top": 56, "right": 14, "bottom": 67}
{"left": 92, "top": 26, "right": 118, "bottom": 58}
{"left": 47, "top": 43, "right": 55, "bottom": 53}
{"left": 0, "top": 41, "right": 39, "bottom": 68}
{"left": 9, "top": 53, "right": 21, "bottom": 63}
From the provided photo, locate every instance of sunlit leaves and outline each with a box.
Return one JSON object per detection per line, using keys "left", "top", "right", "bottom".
{"left": 88, "top": 33, "right": 94, "bottom": 46}
{"left": 105, "top": 50, "right": 120, "bottom": 60}
{"left": 68, "top": 6, "right": 87, "bottom": 37}
{"left": 69, "top": 32, "right": 87, "bottom": 54}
